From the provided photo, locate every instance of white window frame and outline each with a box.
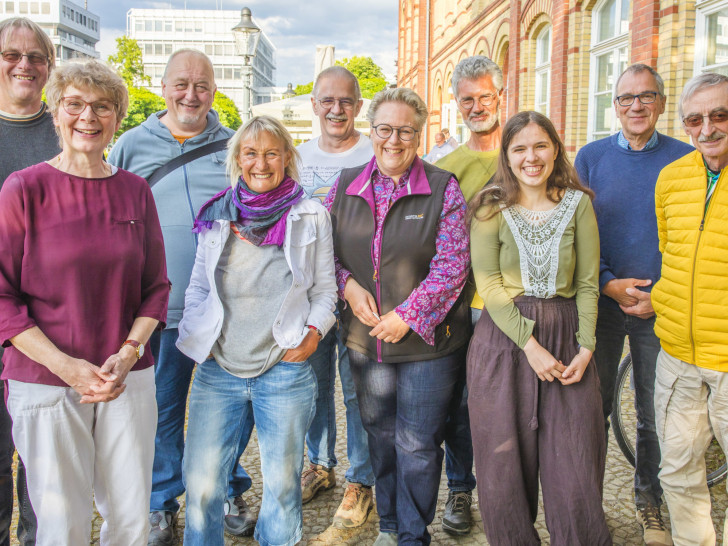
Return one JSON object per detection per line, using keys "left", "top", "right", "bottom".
{"left": 694, "top": 0, "right": 728, "bottom": 75}
{"left": 587, "top": 0, "right": 630, "bottom": 142}
{"left": 534, "top": 25, "right": 552, "bottom": 115}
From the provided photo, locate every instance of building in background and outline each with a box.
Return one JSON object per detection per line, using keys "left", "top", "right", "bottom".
{"left": 127, "top": 8, "right": 278, "bottom": 110}
{"left": 0, "top": 0, "right": 100, "bottom": 62}
{"left": 398, "top": 0, "right": 727, "bottom": 155}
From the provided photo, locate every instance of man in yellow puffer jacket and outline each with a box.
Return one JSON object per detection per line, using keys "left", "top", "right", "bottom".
{"left": 652, "top": 72, "right": 728, "bottom": 545}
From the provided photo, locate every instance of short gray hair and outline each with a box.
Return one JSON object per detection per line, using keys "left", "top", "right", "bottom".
{"left": 0, "top": 17, "right": 55, "bottom": 69}
{"left": 226, "top": 115, "right": 300, "bottom": 186}
{"left": 313, "top": 66, "right": 361, "bottom": 100}
{"left": 614, "top": 63, "right": 665, "bottom": 99}
{"left": 162, "top": 49, "right": 215, "bottom": 85}
{"left": 366, "top": 87, "right": 428, "bottom": 131}
{"left": 679, "top": 72, "right": 728, "bottom": 119}
{"left": 451, "top": 56, "right": 503, "bottom": 97}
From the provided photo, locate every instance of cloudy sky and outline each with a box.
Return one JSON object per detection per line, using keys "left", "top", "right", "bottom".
{"left": 88, "top": 0, "right": 399, "bottom": 87}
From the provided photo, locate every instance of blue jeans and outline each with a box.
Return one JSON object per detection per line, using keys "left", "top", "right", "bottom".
{"left": 594, "top": 298, "right": 663, "bottom": 508}
{"left": 183, "top": 358, "right": 316, "bottom": 546}
{"left": 149, "top": 329, "right": 252, "bottom": 513}
{"left": 0, "top": 360, "right": 36, "bottom": 546}
{"left": 349, "top": 348, "right": 463, "bottom": 545}
{"left": 306, "top": 321, "right": 374, "bottom": 486}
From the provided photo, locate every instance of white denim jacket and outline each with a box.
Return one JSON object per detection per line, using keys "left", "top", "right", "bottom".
{"left": 176, "top": 198, "right": 337, "bottom": 364}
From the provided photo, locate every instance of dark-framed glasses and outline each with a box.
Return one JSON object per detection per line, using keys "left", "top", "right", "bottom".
{"left": 458, "top": 93, "right": 498, "bottom": 109}
{"left": 682, "top": 110, "right": 728, "bottom": 128}
{"left": 317, "top": 97, "right": 357, "bottom": 110}
{"left": 372, "top": 124, "right": 418, "bottom": 141}
{"left": 615, "top": 91, "right": 660, "bottom": 107}
{"left": 0, "top": 50, "right": 49, "bottom": 65}
{"left": 61, "top": 97, "right": 116, "bottom": 118}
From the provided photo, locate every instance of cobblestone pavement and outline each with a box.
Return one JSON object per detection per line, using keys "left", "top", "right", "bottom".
{"left": 9, "top": 375, "right": 728, "bottom": 545}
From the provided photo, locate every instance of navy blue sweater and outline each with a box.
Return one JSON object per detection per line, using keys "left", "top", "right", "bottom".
{"left": 574, "top": 133, "right": 693, "bottom": 305}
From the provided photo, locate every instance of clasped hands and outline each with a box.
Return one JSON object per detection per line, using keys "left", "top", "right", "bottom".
{"left": 523, "top": 336, "right": 591, "bottom": 385}
{"left": 602, "top": 278, "right": 655, "bottom": 319}
{"left": 64, "top": 345, "right": 138, "bottom": 404}
{"left": 344, "top": 277, "right": 410, "bottom": 343}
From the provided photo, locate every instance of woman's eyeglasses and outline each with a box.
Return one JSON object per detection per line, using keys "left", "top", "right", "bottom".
{"left": 61, "top": 97, "right": 116, "bottom": 118}
{"left": 372, "top": 124, "right": 418, "bottom": 141}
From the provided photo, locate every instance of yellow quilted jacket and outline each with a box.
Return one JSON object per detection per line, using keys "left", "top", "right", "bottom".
{"left": 652, "top": 150, "right": 728, "bottom": 371}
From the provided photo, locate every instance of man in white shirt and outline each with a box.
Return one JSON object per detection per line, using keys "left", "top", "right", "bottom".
{"left": 297, "top": 66, "right": 375, "bottom": 533}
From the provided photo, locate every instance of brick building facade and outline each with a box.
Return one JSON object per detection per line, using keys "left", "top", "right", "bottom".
{"left": 398, "top": 0, "right": 728, "bottom": 155}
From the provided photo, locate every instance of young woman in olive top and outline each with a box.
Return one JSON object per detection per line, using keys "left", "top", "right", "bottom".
{"left": 467, "top": 111, "right": 611, "bottom": 546}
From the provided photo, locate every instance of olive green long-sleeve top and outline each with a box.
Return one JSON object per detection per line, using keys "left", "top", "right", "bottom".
{"left": 470, "top": 190, "right": 600, "bottom": 351}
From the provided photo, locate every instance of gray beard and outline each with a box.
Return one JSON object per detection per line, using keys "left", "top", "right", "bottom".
{"left": 466, "top": 114, "right": 498, "bottom": 134}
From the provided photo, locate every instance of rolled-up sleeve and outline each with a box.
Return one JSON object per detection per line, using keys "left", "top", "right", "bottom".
{"left": 0, "top": 174, "right": 37, "bottom": 345}
{"left": 136, "top": 185, "right": 170, "bottom": 326}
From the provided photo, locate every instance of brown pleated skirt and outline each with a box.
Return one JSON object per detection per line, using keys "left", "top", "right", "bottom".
{"left": 467, "top": 296, "right": 612, "bottom": 546}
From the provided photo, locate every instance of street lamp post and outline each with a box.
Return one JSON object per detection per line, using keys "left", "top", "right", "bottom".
{"left": 232, "top": 7, "right": 261, "bottom": 123}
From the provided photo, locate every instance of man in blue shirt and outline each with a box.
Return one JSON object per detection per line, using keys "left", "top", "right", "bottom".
{"left": 575, "top": 63, "right": 692, "bottom": 546}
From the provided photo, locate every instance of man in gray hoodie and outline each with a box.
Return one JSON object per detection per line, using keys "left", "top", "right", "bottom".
{"left": 108, "top": 49, "right": 255, "bottom": 546}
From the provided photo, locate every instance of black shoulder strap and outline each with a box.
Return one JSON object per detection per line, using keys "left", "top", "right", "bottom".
{"left": 147, "top": 138, "right": 230, "bottom": 187}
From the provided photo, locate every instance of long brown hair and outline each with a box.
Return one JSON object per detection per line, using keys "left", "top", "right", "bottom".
{"left": 468, "top": 111, "right": 593, "bottom": 222}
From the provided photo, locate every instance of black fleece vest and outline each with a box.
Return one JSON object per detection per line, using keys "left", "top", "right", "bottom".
{"left": 331, "top": 162, "right": 470, "bottom": 363}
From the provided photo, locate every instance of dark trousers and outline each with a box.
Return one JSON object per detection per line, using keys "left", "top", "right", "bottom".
{"left": 468, "top": 297, "right": 611, "bottom": 546}
{"left": 349, "top": 348, "right": 463, "bottom": 545}
{"left": 443, "top": 351, "right": 476, "bottom": 493}
{"left": 594, "top": 298, "right": 663, "bottom": 507}
{"left": 0, "top": 371, "right": 36, "bottom": 546}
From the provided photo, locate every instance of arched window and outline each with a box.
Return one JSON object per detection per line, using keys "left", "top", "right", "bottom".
{"left": 588, "top": 0, "right": 630, "bottom": 141}
{"left": 534, "top": 25, "right": 551, "bottom": 115}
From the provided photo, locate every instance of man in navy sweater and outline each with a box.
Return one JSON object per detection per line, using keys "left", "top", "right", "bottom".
{"left": 575, "top": 63, "right": 692, "bottom": 546}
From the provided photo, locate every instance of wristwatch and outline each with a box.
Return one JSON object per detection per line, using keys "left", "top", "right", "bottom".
{"left": 306, "top": 325, "right": 323, "bottom": 339}
{"left": 121, "top": 339, "right": 145, "bottom": 360}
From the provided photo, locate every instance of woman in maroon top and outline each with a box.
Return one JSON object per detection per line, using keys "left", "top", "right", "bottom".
{"left": 0, "top": 60, "right": 168, "bottom": 545}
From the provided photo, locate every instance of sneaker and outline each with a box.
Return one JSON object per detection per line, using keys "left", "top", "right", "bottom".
{"left": 373, "top": 531, "right": 398, "bottom": 545}
{"left": 332, "top": 483, "right": 374, "bottom": 528}
{"left": 147, "top": 511, "right": 177, "bottom": 546}
{"left": 636, "top": 504, "right": 673, "bottom": 546}
{"left": 224, "top": 495, "right": 257, "bottom": 537}
{"left": 301, "top": 463, "right": 336, "bottom": 504}
{"left": 442, "top": 490, "right": 472, "bottom": 535}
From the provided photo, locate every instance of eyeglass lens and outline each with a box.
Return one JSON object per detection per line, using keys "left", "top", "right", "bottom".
{"left": 62, "top": 97, "right": 115, "bottom": 117}
{"left": 683, "top": 110, "right": 728, "bottom": 128}
{"left": 1, "top": 51, "right": 47, "bottom": 65}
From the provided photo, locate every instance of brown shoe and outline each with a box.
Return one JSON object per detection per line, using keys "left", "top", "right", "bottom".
{"left": 332, "top": 483, "right": 373, "bottom": 528}
{"left": 301, "top": 463, "right": 336, "bottom": 504}
{"left": 636, "top": 504, "right": 673, "bottom": 546}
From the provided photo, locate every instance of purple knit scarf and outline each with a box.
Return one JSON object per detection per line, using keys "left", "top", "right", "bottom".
{"left": 193, "top": 176, "right": 304, "bottom": 247}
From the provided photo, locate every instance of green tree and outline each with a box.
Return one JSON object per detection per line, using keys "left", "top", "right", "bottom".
{"left": 336, "top": 56, "right": 387, "bottom": 99}
{"left": 212, "top": 91, "right": 242, "bottom": 130}
{"left": 108, "top": 36, "right": 150, "bottom": 87}
{"left": 115, "top": 86, "right": 165, "bottom": 139}
{"left": 294, "top": 82, "right": 313, "bottom": 96}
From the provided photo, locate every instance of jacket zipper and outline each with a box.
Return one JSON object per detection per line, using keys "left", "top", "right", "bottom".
{"left": 689, "top": 171, "right": 721, "bottom": 363}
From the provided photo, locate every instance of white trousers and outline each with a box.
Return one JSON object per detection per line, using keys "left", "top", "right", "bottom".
{"left": 7, "top": 367, "right": 157, "bottom": 546}
{"left": 654, "top": 349, "right": 728, "bottom": 546}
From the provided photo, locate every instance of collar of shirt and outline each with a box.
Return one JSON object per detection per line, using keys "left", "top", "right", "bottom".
{"left": 616, "top": 129, "right": 659, "bottom": 151}
{"left": 372, "top": 159, "right": 414, "bottom": 194}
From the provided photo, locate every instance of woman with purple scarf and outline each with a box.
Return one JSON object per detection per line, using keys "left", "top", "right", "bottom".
{"left": 176, "top": 115, "right": 337, "bottom": 546}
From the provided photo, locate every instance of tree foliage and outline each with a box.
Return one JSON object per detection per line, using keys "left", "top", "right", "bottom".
{"left": 293, "top": 56, "right": 388, "bottom": 100}
{"left": 212, "top": 91, "right": 242, "bottom": 131}
{"left": 336, "top": 56, "right": 387, "bottom": 99}
{"left": 108, "top": 36, "right": 150, "bottom": 88}
{"left": 116, "top": 86, "right": 165, "bottom": 139}
{"left": 294, "top": 82, "right": 313, "bottom": 96}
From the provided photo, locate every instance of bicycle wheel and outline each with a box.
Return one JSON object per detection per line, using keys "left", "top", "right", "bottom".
{"left": 611, "top": 353, "right": 728, "bottom": 487}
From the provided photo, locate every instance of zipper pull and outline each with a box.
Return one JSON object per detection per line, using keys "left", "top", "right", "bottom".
{"left": 446, "top": 325, "right": 451, "bottom": 337}
{"left": 700, "top": 217, "right": 705, "bottom": 231}
{"left": 373, "top": 269, "right": 378, "bottom": 282}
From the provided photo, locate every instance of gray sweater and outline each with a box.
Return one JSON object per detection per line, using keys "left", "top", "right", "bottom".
{"left": 0, "top": 104, "right": 61, "bottom": 185}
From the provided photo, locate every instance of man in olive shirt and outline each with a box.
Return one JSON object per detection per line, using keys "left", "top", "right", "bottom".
{"left": 433, "top": 55, "right": 505, "bottom": 535}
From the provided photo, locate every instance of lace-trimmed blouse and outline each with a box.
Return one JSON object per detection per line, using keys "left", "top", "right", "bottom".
{"left": 470, "top": 189, "right": 600, "bottom": 351}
